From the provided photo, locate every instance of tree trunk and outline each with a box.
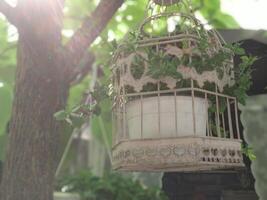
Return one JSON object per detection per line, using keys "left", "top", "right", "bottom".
{"left": 0, "top": 0, "right": 123, "bottom": 199}
{"left": 0, "top": 1, "right": 69, "bottom": 199}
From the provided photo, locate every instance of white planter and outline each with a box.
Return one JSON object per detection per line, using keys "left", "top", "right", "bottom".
{"left": 126, "top": 95, "right": 208, "bottom": 139}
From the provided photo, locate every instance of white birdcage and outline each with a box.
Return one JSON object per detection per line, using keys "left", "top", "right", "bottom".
{"left": 111, "top": 0, "right": 245, "bottom": 172}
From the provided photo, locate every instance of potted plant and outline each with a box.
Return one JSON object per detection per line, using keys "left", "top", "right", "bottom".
{"left": 54, "top": 4, "right": 256, "bottom": 172}
{"left": 111, "top": 13, "right": 256, "bottom": 140}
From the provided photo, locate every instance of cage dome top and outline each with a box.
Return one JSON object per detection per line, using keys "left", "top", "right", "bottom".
{"left": 112, "top": 0, "right": 234, "bottom": 94}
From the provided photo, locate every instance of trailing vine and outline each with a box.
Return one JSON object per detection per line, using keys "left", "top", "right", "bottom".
{"left": 115, "top": 28, "right": 256, "bottom": 106}
{"left": 55, "top": 27, "right": 256, "bottom": 128}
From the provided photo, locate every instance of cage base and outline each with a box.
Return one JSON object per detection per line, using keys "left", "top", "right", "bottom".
{"left": 112, "top": 136, "right": 245, "bottom": 172}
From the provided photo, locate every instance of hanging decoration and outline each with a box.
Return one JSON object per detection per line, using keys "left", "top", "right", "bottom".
{"left": 111, "top": 0, "right": 250, "bottom": 171}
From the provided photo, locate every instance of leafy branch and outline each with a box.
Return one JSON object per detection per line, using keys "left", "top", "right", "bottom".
{"left": 242, "top": 144, "right": 256, "bottom": 161}
{"left": 54, "top": 83, "right": 109, "bottom": 127}
{"left": 57, "top": 171, "right": 168, "bottom": 200}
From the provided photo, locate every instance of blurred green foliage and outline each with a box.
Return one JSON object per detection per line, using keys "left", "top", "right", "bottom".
{"left": 57, "top": 170, "right": 168, "bottom": 200}
{"left": 193, "top": 0, "right": 239, "bottom": 28}
{"left": 241, "top": 95, "right": 267, "bottom": 200}
{"left": 0, "top": 18, "right": 16, "bottom": 160}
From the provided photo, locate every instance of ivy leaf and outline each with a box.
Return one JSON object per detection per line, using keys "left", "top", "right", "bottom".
{"left": 242, "top": 144, "right": 257, "bottom": 161}
{"left": 54, "top": 110, "right": 68, "bottom": 121}
{"left": 111, "top": 39, "right": 118, "bottom": 51}
{"left": 71, "top": 105, "right": 82, "bottom": 113}
{"left": 69, "top": 113, "right": 85, "bottom": 127}
{"left": 92, "top": 105, "right": 101, "bottom": 116}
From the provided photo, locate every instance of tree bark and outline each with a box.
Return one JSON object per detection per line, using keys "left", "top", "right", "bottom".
{"left": 0, "top": 38, "right": 69, "bottom": 200}
{"left": 0, "top": 1, "right": 68, "bottom": 200}
{"left": 0, "top": 0, "right": 123, "bottom": 199}
{"left": 66, "top": 0, "right": 124, "bottom": 66}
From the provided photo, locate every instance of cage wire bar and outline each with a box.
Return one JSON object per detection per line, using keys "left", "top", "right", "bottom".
{"left": 112, "top": 84, "right": 244, "bottom": 171}
{"left": 114, "top": 86, "right": 240, "bottom": 141}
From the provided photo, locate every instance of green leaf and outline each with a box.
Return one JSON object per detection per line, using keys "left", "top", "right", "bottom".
{"left": 242, "top": 144, "right": 257, "bottom": 161}
{"left": 54, "top": 110, "right": 68, "bottom": 121}
{"left": 92, "top": 105, "right": 101, "bottom": 116}
{"left": 69, "top": 113, "right": 85, "bottom": 127}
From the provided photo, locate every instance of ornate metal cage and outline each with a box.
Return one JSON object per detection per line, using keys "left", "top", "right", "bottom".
{"left": 111, "top": 1, "right": 245, "bottom": 172}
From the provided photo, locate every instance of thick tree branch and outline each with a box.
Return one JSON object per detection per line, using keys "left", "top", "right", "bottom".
{"left": 70, "top": 52, "right": 95, "bottom": 85}
{"left": 0, "top": 1, "right": 17, "bottom": 25}
{"left": 65, "top": 0, "right": 124, "bottom": 66}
